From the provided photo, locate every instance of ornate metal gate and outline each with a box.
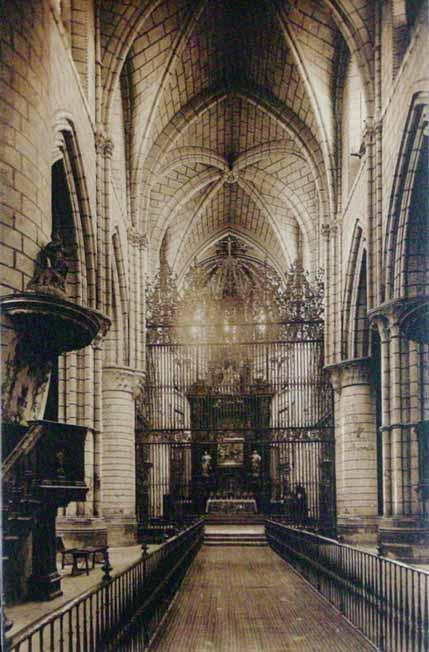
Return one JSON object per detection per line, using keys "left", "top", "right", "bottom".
{"left": 136, "top": 320, "right": 335, "bottom": 530}
{"left": 137, "top": 256, "right": 335, "bottom": 532}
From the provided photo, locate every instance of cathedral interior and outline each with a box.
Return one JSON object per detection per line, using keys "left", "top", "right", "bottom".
{"left": 1, "top": 0, "right": 429, "bottom": 650}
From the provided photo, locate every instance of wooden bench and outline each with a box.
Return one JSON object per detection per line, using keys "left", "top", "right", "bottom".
{"left": 56, "top": 537, "right": 108, "bottom": 576}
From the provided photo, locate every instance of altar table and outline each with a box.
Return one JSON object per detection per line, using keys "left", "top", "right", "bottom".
{"left": 206, "top": 498, "right": 257, "bottom": 514}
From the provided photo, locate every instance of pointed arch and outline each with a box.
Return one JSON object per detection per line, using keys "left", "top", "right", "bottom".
{"left": 342, "top": 222, "right": 369, "bottom": 358}
{"left": 52, "top": 112, "right": 97, "bottom": 308}
{"left": 105, "top": 228, "right": 129, "bottom": 366}
{"left": 384, "top": 92, "right": 429, "bottom": 300}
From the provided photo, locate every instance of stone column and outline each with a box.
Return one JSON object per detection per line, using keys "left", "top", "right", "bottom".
{"left": 102, "top": 366, "right": 141, "bottom": 545}
{"left": 328, "top": 358, "right": 379, "bottom": 542}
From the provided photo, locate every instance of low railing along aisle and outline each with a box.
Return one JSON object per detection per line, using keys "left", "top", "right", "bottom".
{"left": 6, "top": 520, "right": 204, "bottom": 652}
{"left": 266, "top": 520, "right": 429, "bottom": 652}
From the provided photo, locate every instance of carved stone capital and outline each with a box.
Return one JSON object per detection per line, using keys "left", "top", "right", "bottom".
{"left": 326, "top": 357, "right": 373, "bottom": 389}
{"left": 369, "top": 296, "right": 429, "bottom": 344}
{"left": 104, "top": 138, "right": 114, "bottom": 159}
{"left": 327, "top": 366, "right": 342, "bottom": 394}
{"left": 102, "top": 366, "right": 142, "bottom": 394}
{"left": 95, "top": 129, "right": 106, "bottom": 155}
{"left": 133, "top": 372, "right": 147, "bottom": 401}
{"left": 321, "top": 224, "right": 330, "bottom": 239}
{"left": 127, "top": 227, "right": 147, "bottom": 249}
{"left": 369, "top": 316, "right": 391, "bottom": 343}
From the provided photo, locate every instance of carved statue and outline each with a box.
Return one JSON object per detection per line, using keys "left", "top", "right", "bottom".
{"left": 201, "top": 450, "right": 212, "bottom": 478}
{"left": 250, "top": 449, "right": 262, "bottom": 477}
{"left": 29, "top": 234, "right": 69, "bottom": 295}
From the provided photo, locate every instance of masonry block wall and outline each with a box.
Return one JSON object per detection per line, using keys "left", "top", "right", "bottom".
{"left": 1, "top": 1, "right": 52, "bottom": 295}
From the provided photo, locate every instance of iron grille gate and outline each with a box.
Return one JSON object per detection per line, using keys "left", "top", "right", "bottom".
{"left": 137, "top": 320, "right": 336, "bottom": 532}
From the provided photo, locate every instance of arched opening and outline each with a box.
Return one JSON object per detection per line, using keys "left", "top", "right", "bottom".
{"left": 43, "top": 158, "right": 81, "bottom": 422}
{"left": 354, "top": 251, "right": 369, "bottom": 358}
{"left": 405, "top": 134, "right": 429, "bottom": 299}
{"left": 51, "top": 159, "right": 81, "bottom": 301}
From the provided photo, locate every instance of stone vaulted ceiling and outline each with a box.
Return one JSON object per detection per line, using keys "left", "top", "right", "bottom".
{"left": 100, "top": 0, "right": 373, "bottom": 278}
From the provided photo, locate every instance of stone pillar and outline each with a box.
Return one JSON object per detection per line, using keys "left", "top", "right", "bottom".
{"left": 328, "top": 358, "right": 379, "bottom": 542}
{"left": 102, "top": 366, "right": 140, "bottom": 545}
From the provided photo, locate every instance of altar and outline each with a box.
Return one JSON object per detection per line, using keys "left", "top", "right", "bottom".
{"left": 206, "top": 498, "right": 258, "bottom": 514}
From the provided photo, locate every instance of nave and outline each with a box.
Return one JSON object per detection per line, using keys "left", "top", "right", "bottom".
{"left": 150, "top": 544, "right": 373, "bottom": 652}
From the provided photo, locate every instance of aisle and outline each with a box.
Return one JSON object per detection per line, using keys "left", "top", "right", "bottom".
{"left": 150, "top": 545, "right": 374, "bottom": 652}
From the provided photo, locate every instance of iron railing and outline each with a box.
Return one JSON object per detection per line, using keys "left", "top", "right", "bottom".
{"left": 266, "top": 520, "right": 429, "bottom": 652}
{"left": 5, "top": 520, "right": 204, "bottom": 652}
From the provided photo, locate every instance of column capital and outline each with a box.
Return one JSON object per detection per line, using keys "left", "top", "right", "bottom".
{"left": 127, "top": 227, "right": 147, "bottom": 249}
{"left": 102, "top": 366, "right": 143, "bottom": 393}
{"left": 320, "top": 223, "right": 331, "bottom": 239}
{"left": 94, "top": 131, "right": 114, "bottom": 159}
{"left": 104, "top": 137, "right": 114, "bottom": 159}
{"left": 95, "top": 129, "right": 106, "bottom": 155}
{"left": 369, "top": 296, "right": 429, "bottom": 345}
{"left": 133, "top": 371, "right": 147, "bottom": 400}
{"left": 325, "top": 357, "right": 373, "bottom": 389}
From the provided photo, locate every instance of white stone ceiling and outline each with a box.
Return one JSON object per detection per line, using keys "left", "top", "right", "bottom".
{"left": 101, "top": 0, "right": 373, "bottom": 277}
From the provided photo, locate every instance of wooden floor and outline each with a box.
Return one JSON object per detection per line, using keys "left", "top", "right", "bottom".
{"left": 150, "top": 546, "right": 374, "bottom": 652}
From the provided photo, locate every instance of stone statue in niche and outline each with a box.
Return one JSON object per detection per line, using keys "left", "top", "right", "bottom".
{"left": 28, "top": 234, "right": 69, "bottom": 296}
{"left": 201, "top": 450, "right": 212, "bottom": 477}
{"left": 250, "top": 449, "right": 262, "bottom": 477}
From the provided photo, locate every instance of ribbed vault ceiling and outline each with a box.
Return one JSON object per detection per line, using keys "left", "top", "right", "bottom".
{"left": 101, "top": 0, "right": 373, "bottom": 278}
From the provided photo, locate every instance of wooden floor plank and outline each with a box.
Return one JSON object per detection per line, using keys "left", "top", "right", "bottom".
{"left": 150, "top": 546, "right": 375, "bottom": 652}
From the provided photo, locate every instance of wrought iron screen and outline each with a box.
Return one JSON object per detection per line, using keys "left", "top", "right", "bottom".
{"left": 138, "top": 256, "right": 335, "bottom": 530}
{"left": 136, "top": 437, "right": 335, "bottom": 532}
{"left": 137, "top": 319, "right": 335, "bottom": 531}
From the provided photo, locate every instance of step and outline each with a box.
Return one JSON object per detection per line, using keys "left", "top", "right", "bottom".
{"left": 204, "top": 529, "right": 268, "bottom": 547}
{"left": 204, "top": 541, "right": 268, "bottom": 548}
{"left": 204, "top": 536, "right": 267, "bottom": 541}
{"left": 205, "top": 516, "right": 265, "bottom": 524}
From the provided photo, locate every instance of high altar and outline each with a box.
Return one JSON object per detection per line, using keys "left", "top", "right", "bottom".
{"left": 187, "top": 370, "right": 274, "bottom": 512}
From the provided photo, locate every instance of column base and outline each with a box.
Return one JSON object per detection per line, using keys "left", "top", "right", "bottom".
{"left": 105, "top": 517, "right": 137, "bottom": 546}
{"left": 56, "top": 517, "right": 108, "bottom": 548}
{"left": 29, "top": 571, "right": 62, "bottom": 601}
{"left": 337, "top": 515, "right": 380, "bottom": 544}
{"left": 378, "top": 516, "right": 429, "bottom": 563}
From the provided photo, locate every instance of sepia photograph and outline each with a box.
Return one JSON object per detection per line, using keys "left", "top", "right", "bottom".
{"left": 1, "top": 0, "right": 428, "bottom": 650}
